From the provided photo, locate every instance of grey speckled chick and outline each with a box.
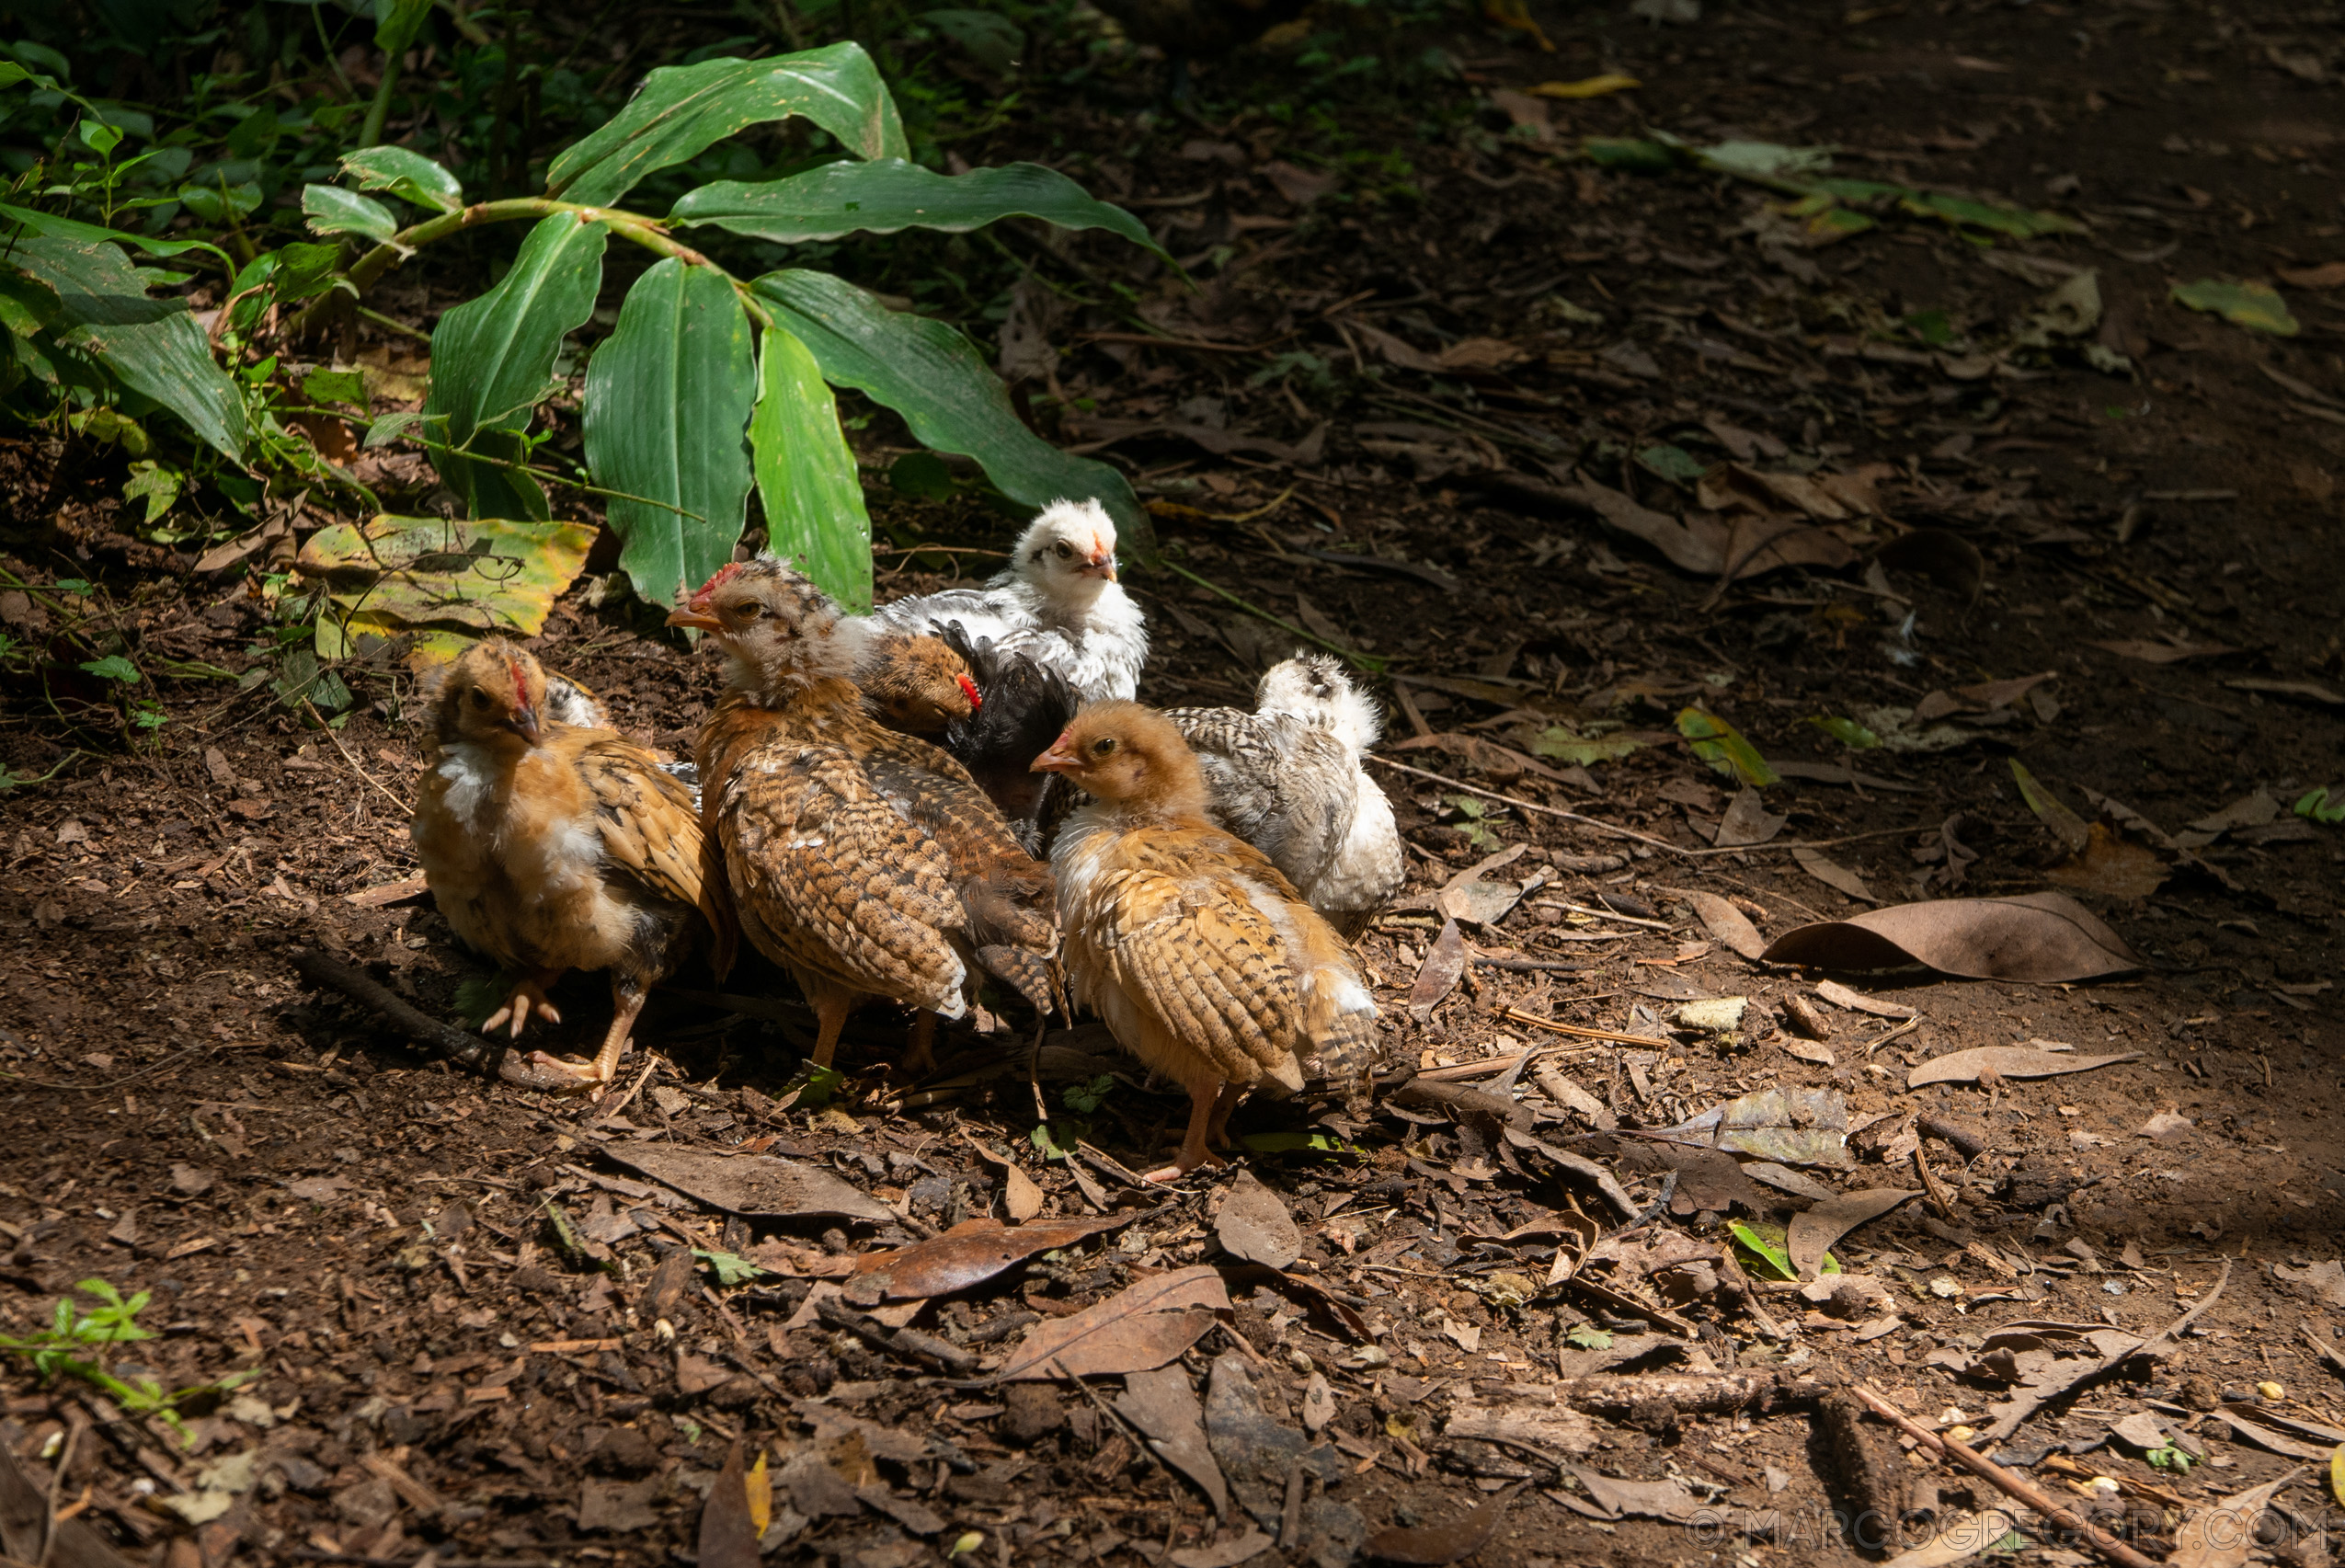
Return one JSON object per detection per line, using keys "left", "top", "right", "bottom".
{"left": 1164, "top": 652, "right": 1404, "bottom": 938}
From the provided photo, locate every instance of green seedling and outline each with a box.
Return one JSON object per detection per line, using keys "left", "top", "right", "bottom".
{"left": 0, "top": 1279, "right": 257, "bottom": 1446}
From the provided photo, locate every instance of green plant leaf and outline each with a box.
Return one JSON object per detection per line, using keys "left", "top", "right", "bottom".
{"left": 1635, "top": 442, "right": 1708, "bottom": 486}
{"left": 374, "top": 0, "right": 434, "bottom": 52}
{"left": 547, "top": 45, "right": 909, "bottom": 208}
{"left": 693, "top": 1249, "right": 768, "bottom": 1287}
{"left": 420, "top": 212, "right": 608, "bottom": 521}
{"left": 1697, "top": 140, "right": 1834, "bottom": 179}
{"left": 2296, "top": 786, "right": 2345, "bottom": 825}
{"left": 750, "top": 323, "right": 872, "bottom": 611}
{"left": 303, "top": 185, "right": 399, "bottom": 244}
{"left": 1582, "top": 137, "right": 1676, "bottom": 172}
{"left": 674, "top": 158, "right": 1165, "bottom": 257}
{"left": 80, "top": 656, "right": 141, "bottom": 682}
{"left": 750, "top": 269, "right": 1154, "bottom": 560}
{"left": 1565, "top": 1322, "right": 1613, "bottom": 1349}
{"left": 1676, "top": 707, "right": 1779, "bottom": 787}
{"left": 302, "top": 367, "right": 368, "bottom": 409}
{"left": 0, "top": 200, "right": 234, "bottom": 269}
{"left": 297, "top": 513, "right": 600, "bottom": 665}
{"left": 2171, "top": 279, "right": 2299, "bottom": 337}
{"left": 921, "top": 8, "right": 1024, "bottom": 72}
{"left": 5, "top": 236, "right": 245, "bottom": 459}
{"left": 1806, "top": 715, "right": 1881, "bottom": 750}
{"left": 339, "top": 144, "right": 463, "bottom": 212}
{"left": 581, "top": 258, "right": 755, "bottom": 611}
{"left": 1895, "top": 190, "right": 2083, "bottom": 238}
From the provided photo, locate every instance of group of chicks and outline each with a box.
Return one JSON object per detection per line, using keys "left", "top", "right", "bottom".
{"left": 408, "top": 500, "right": 1406, "bottom": 1177}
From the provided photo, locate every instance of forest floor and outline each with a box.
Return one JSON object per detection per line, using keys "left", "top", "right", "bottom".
{"left": 6, "top": 1, "right": 2345, "bottom": 1566}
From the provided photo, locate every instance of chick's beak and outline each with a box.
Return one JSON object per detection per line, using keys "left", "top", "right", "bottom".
{"left": 1031, "top": 732, "right": 1080, "bottom": 774}
{"left": 509, "top": 705, "right": 543, "bottom": 745}
{"left": 957, "top": 674, "right": 982, "bottom": 710}
{"left": 666, "top": 601, "right": 723, "bottom": 631}
{"left": 1079, "top": 552, "right": 1118, "bottom": 582}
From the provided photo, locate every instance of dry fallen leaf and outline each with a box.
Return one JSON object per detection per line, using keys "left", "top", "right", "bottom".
{"left": 1410, "top": 918, "right": 1470, "bottom": 1020}
{"left": 1760, "top": 892, "right": 2139, "bottom": 982}
{"left": 851, "top": 1213, "right": 1129, "bottom": 1301}
{"left": 1215, "top": 1173, "right": 1302, "bottom": 1270}
{"left": 995, "top": 1265, "right": 1230, "bottom": 1381}
{"left": 1881, "top": 1509, "right": 2020, "bottom": 1568}
{"left": 2045, "top": 822, "right": 2169, "bottom": 899}
{"left": 1366, "top": 1482, "right": 1523, "bottom": 1563}
{"left": 697, "top": 1443, "right": 761, "bottom": 1568}
{"left": 1788, "top": 1188, "right": 1919, "bottom": 1281}
{"left": 1117, "top": 1365, "right": 1230, "bottom": 1516}
{"left": 1715, "top": 787, "right": 1789, "bottom": 847}
{"left": 1792, "top": 847, "right": 1875, "bottom": 902}
{"left": 1907, "top": 1047, "right": 2143, "bottom": 1089}
{"left": 602, "top": 1145, "right": 895, "bottom": 1221}
{"left": 965, "top": 1135, "right": 1045, "bottom": 1221}
{"left": 2084, "top": 637, "right": 2238, "bottom": 664}
{"left": 1668, "top": 888, "right": 1767, "bottom": 960}
{"left": 2170, "top": 1471, "right": 2304, "bottom": 1568}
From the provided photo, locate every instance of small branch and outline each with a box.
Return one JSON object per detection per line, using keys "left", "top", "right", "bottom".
{"left": 1158, "top": 558, "right": 1385, "bottom": 674}
{"left": 359, "top": 50, "right": 403, "bottom": 152}
{"left": 288, "top": 945, "right": 580, "bottom": 1090}
{"left": 1850, "top": 1384, "right": 2166, "bottom": 1568}
{"left": 298, "top": 696, "right": 415, "bottom": 816}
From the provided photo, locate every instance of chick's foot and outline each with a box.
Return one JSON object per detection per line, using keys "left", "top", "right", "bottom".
{"left": 483, "top": 971, "right": 564, "bottom": 1038}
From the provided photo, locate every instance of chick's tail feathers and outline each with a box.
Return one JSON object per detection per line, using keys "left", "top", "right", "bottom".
{"left": 959, "top": 862, "right": 1063, "bottom": 1018}
{"left": 1294, "top": 916, "right": 1380, "bottom": 1082}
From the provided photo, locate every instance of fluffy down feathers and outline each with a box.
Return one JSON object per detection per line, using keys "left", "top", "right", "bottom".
{"left": 1035, "top": 700, "right": 1378, "bottom": 1177}
{"left": 1165, "top": 652, "right": 1405, "bottom": 936}
{"left": 410, "top": 639, "right": 713, "bottom": 1087}
{"left": 868, "top": 499, "right": 1148, "bottom": 704}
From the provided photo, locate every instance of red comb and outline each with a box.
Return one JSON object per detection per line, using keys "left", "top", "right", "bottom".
{"left": 509, "top": 656, "right": 530, "bottom": 706}
{"left": 689, "top": 560, "right": 746, "bottom": 609}
{"left": 957, "top": 674, "right": 982, "bottom": 709}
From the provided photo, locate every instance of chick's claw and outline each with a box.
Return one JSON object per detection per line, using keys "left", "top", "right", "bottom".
{"left": 521, "top": 1049, "right": 613, "bottom": 1096}
{"left": 482, "top": 979, "right": 561, "bottom": 1038}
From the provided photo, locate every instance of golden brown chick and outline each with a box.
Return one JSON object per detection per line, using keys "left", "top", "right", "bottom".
{"left": 1033, "top": 701, "right": 1380, "bottom": 1180}
{"left": 854, "top": 630, "right": 981, "bottom": 737}
{"left": 670, "top": 559, "right": 1058, "bottom": 1075}
{"left": 410, "top": 638, "right": 715, "bottom": 1089}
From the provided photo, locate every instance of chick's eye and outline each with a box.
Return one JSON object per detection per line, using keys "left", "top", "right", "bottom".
{"left": 1092, "top": 737, "right": 1117, "bottom": 756}
{"left": 733, "top": 601, "right": 763, "bottom": 619}
{"left": 1053, "top": 541, "right": 1074, "bottom": 559}
{"left": 468, "top": 688, "right": 489, "bottom": 706}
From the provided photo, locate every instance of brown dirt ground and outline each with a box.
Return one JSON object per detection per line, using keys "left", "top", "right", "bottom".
{"left": 6, "top": 2, "right": 2345, "bottom": 1566}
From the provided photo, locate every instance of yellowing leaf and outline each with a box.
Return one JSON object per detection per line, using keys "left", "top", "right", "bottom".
{"left": 1677, "top": 707, "right": 1779, "bottom": 787}
{"left": 2171, "top": 279, "right": 2300, "bottom": 336}
{"left": 2329, "top": 1441, "right": 2344, "bottom": 1511}
{"left": 296, "top": 514, "right": 598, "bottom": 668}
{"left": 1531, "top": 73, "right": 1641, "bottom": 98}
{"left": 2008, "top": 759, "right": 2091, "bottom": 854}
{"left": 746, "top": 1451, "right": 771, "bottom": 1535}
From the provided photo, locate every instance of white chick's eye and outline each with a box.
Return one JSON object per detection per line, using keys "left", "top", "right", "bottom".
{"left": 1053, "top": 541, "right": 1074, "bottom": 559}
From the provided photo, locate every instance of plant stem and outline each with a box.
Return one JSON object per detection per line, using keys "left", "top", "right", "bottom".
{"left": 301, "top": 197, "right": 773, "bottom": 339}
{"left": 360, "top": 44, "right": 403, "bottom": 151}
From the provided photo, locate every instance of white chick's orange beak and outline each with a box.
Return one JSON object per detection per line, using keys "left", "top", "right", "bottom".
{"left": 1076, "top": 551, "right": 1117, "bottom": 582}
{"left": 1031, "top": 731, "right": 1081, "bottom": 774}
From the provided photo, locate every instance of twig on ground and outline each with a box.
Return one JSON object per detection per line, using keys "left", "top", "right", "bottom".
{"left": 298, "top": 696, "right": 415, "bottom": 816}
{"left": 1981, "top": 1258, "right": 2231, "bottom": 1441}
{"left": 288, "top": 946, "right": 573, "bottom": 1089}
{"left": 1850, "top": 1384, "right": 2165, "bottom": 1568}
{"left": 1497, "top": 1006, "right": 1674, "bottom": 1048}
{"left": 37, "top": 1413, "right": 85, "bottom": 1568}
{"left": 814, "top": 1296, "right": 977, "bottom": 1374}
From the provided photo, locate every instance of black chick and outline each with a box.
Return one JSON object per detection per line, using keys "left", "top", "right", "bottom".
{"left": 937, "top": 619, "right": 1081, "bottom": 856}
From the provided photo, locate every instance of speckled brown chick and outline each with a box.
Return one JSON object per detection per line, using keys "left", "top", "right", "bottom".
{"left": 671, "top": 559, "right": 1059, "bottom": 1073}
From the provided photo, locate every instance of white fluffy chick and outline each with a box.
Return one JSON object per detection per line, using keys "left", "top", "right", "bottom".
{"left": 868, "top": 498, "right": 1148, "bottom": 704}
{"left": 1164, "top": 652, "right": 1405, "bottom": 938}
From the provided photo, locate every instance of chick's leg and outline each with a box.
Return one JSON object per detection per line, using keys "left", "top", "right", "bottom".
{"left": 810, "top": 994, "right": 853, "bottom": 1070}
{"left": 526, "top": 974, "right": 648, "bottom": 1091}
{"left": 1204, "top": 1081, "right": 1244, "bottom": 1150}
{"left": 1143, "top": 1077, "right": 1230, "bottom": 1184}
{"left": 483, "top": 967, "right": 564, "bottom": 1038}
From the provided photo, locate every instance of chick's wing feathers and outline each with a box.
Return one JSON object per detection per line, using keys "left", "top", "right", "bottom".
{"left": 720, "top": 742, "right": 969, "bottom": 1010}
{"left": 576, "top": 737, "right": 713, "bottom": 917}
{"left": 1092, "top": 863, "right": 1300, "bottom": 1084}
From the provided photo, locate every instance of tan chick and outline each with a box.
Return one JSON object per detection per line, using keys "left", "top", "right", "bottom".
{"left": 671, "top": 560, "right": 1058, "bottom": 1074}
{"left": 1034, "top": 701, "right": 1380, "bottom": 1180}
{"left": 853, "top": 629, "right": 982, "bottom": 738}
{"left": 410, "top": 639, "right": 714, "bottom": 1088}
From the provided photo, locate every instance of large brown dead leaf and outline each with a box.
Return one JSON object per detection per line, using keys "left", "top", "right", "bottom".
{"left": 2045, "top": 822, "right": 2168, "bottom": 898}
{"left": 1366, "top": 1482, "right": 1523, "bottom": 1563}
{"left": 849, "top": 1213, "right": 1130, "bottom": 1300}
{"left": 1116, "top": 1366, "right": 1229, "bottom": 1516}
{"left": 1215, "top": 1174, "right": 1301, "bottom": 1270}
{"left": 1792, "top": 847, "right": 1875, "bottom": 902}
{"left": 1758, "top": 892, "right": 2139, "bottom": 981}
{"left": 697, "top": 1443, "right": 761, "bottom": 1568}
{"left": 1787, "top": 1188, "right": 1918, "bottom": 1281}
{"left": 2170, "top": 1472, "right": 2304, "bottom": 1568}
{"left": 2084, "top": 637, "right": 2238, "bottom": 664}
{"left": 1409, "top": 918, "right": 1470, "bottom": 1020}
{"left": 601, "top": 1145, "right": 894, "bottom": 1222}
{"left": 995, "top": 1265, "right": 1229, "bottom": 1381}
{"left": 1667, "top": 887, "right": 1767, "bottom": 958}
{"left": 1906, "top": 1047, "right": 2143, "bottom": 1089}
